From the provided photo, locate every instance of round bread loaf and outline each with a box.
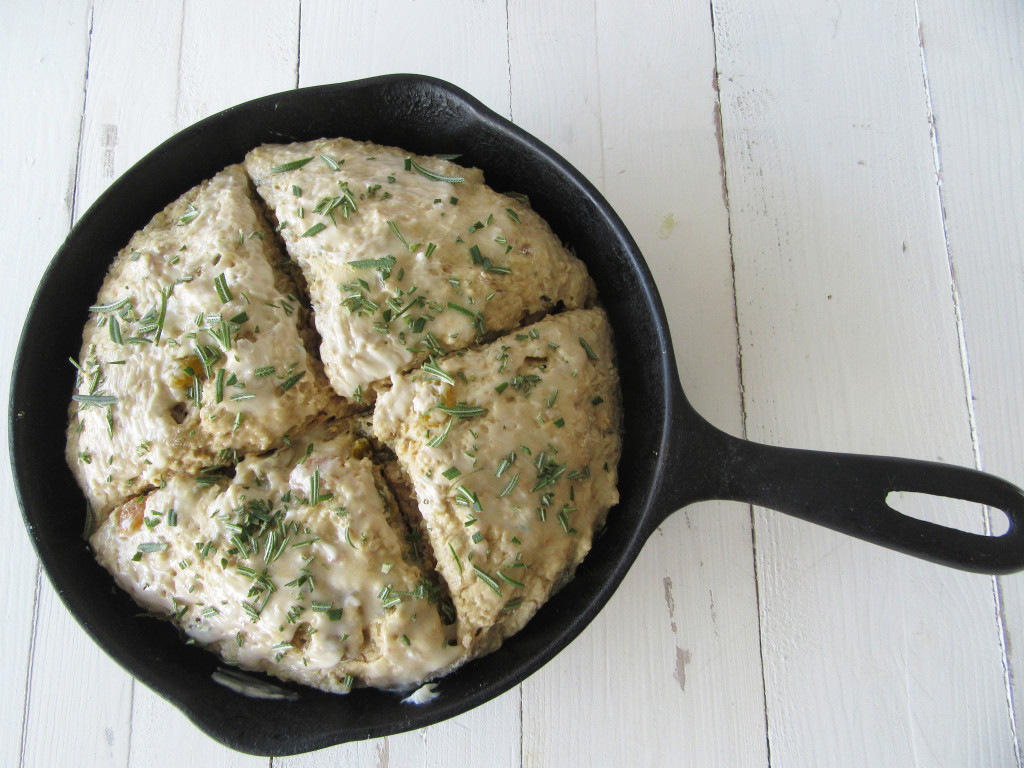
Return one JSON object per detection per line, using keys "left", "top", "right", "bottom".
{"left": 68, "top": 138, "right": 621, "bottom": 693}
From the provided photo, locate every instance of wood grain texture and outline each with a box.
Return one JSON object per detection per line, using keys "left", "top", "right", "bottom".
{"left": 298, "top": 0, "right": 511, "bottom": 117}
{"left": 712, "top": 0, "right": 1018, "bottom": 764}
{"left": 176, "top": 0, "right": 301, "bottom": 128}
{"left": 915, "top": 0, "right": 1024, "bottom": 754}
{"left": 1, "top": 2, "right": 97, "bottom": 766}
{"left": 72, "top": 1, "right": 185, "bottom": 219}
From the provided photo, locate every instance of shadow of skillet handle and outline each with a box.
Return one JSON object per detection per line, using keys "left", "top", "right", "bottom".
{"left": 655, "top": 391, "right": 1024, "bottom": 576}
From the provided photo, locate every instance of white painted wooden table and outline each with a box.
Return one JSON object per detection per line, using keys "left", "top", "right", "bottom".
{"left": 3, "top": 1, "right": 1023, "bottom": 766}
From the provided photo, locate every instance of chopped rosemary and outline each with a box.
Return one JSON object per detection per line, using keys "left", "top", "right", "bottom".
{"left": 579, "top": 337, "right": 599, "bottom": 360}
{"left": 472, "top": 565, "right": 502, "bottom": 596}
{"left": 447, "top": 301, "right": 476, "bottom": 318}
{"left": 532, "top": 454, "right": 566, "bottom": 492}
{"left": 312, "top": 190, "right": 356, "bottom": 224}
{"left": 309, "top": 468, "right": 333, "bottom": 505}
{"left": 501, "top": 598, "right": 522, "bottom": 613}
{"left": 498, "top": 571, "right": 525, "bottom": 588}
{"left": 495, "top": 451, "right": 516, "bottom": 478}
{"left": 89, "top": 297, "right": 130, "bottom": 313}
{"left": 378, "top": 584, "right": 402, "bottom": 609}
{"left": 435, "top": 401, "right": 485, "bottom": 419}
{"left": 497, "top": 472, "right": 520, "bottom": 498}
{"left": 280, "top": 370, "right": 306, "bottom": 391}
{"left": 154, "top": 285, "right": 171, "bottom": 344}
{"left": 426, "top": 418, "right": 453, "bottom": 447}
{"left": 557, "top": 507, "right": 572, "bottom": 533}
{"left": 421, "top": 357, "right": 454, "bottom": 385}
{"left": 387, "top": 219, "right": 421, "bottom": 252}
{"left": 419, "top": 332, "right": 444, "bottom": 357}
{"left": 72, "top": 394, "right": 117, "bottom": 406}
{"left": 449, "top": 542, "right": 463, "bottom": 573}
{"left": 468, "top": 244, "right": 510, "bottom": 274}
{"left": 179, "top": 204, "right": 199, "bottom": 224}
{"left": 270, "top": 157, "right": 314, "bottom": 173}
{"left": 193, "top": 343, "right": 220, "bottom": 377}
{"left": 301, "top": 222, "right": 327, "bottom": 238}
{"left": 213, "top": 272, "right": 232, "bottom": 303}
{"left": 347, "top": 255, "right": 396, "bottom": 279}
{"left": 407, "top": 157, "right": 465, "bottom": 184}
{"left": 454, "top": 485, "right": 483, "bottom": 513}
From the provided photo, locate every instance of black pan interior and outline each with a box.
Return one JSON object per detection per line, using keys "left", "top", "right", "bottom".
{"left": 10, "top": 75, "right": 691, "bottom": 755}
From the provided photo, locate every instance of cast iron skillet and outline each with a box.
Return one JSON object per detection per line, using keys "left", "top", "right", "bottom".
{"left": 11, "top": 75, "right": 1024, "bottom": 756}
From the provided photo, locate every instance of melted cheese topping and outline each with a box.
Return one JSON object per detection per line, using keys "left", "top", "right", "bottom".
{"left": 66, "top": 166, "right": 340, "bottom": 518}
{"left": 245, "top": 137, "right": 597, "bottom": 398}
{"left": 372, "top": 309, "right": 621, "bottom": 656}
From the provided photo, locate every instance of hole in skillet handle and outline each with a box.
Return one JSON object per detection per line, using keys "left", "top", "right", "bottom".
{"left": 659, "top": 404, "right": 1024, "bottom": 575}
{"left": 886, "top": 490, "right": 1010, "bottom": 537}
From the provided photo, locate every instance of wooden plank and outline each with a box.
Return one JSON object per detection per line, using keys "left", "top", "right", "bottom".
{"left": 509, "top": 0, "right": 768, "bottom": 766}
{"left": 280, "top": 688, "right": 522, "bottom": 768}
{"left": 297, "top": 0, "right": 510, "bottom": 117}
{"left": 0, "top": 1, "right": 108, "bottom": 767}
{"left": 711, "top": 0, "right": 1017, "bottom": 764}
{"left": 175, "top": 0, "right": 300, "bottom": 128}
{"left": 914, "top": 0, "right": 1024, "bottom": 755}
{"left": 22, "top": 589, "right": 137, "bottom": 768}
{"left": 280, "top": 2, "right": 521, "bottom": 764}
{"left": 129, "top": 686, "right": 270, "bottom": 768}
{"left": 72, "top": 1, "right": 185, "bottom": 219}
{"left": 1, "top": 3, "right": 93, "bottom": 764}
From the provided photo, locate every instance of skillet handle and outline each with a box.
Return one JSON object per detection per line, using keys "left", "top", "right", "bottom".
{"left": 666, "top": 417, "right": 1024, "bottom": 574}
